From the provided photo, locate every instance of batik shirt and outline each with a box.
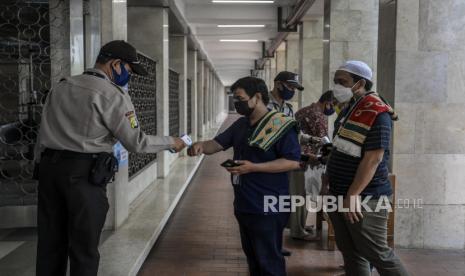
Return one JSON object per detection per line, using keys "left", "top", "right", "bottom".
{"left": 295, "top": 103, "right": 328, "bottom": 155}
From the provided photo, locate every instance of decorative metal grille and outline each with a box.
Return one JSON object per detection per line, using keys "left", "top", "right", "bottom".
{"left": 127, "top": 53, "right": 157, "bottom": 177}
{"left": 0, "top": 0, "right": 65, "bottom": 206}
{"left": 169, "top": 69, "right": 180, "bottom": 136}
{"left": 187, "top": 78, "right": 192, "bottom": 135}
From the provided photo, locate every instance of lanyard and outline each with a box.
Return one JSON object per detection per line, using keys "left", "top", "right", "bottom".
{"left": 83, "top": 71, "right": 107, "bottom": 80}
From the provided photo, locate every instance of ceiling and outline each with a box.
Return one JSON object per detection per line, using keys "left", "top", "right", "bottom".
{"left": 170, "top": 0, "right": 324, "bottom": 86}
{"left": 181, "top": 0, "right": 298, "bottom": 85}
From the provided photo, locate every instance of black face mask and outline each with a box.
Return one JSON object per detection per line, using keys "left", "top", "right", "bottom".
{"left": 234, "top": 97, "right": 255, "bottom": 117}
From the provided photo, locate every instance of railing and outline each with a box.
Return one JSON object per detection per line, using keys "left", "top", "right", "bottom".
{"left": 187, "top": 78, "right": 192, "bottom": 135}
{"left": 127, "top": 53, "right": 157, "bottom": 177}
{"left": 169, "top": 69, "right": 180, "bottom": 136}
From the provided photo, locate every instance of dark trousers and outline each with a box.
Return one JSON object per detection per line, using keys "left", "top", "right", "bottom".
{"left": 36, "top": 153, "right": 109, "bottom": 276}
{"left": 234, "top": 211, "right": 289, "bottom": 276}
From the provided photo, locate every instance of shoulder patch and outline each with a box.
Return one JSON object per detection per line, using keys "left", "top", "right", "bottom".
{"left": 125, "top": 111, "right": 139, "bottom": 128}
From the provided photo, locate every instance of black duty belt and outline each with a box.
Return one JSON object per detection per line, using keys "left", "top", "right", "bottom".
{"left": 43, "top": 148, "right": 98, "bottom": 160}
{"left": 42, "top": 148, "right": 118, "bottom": 187}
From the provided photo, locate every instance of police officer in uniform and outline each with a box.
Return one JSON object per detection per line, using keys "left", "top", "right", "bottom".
{"left": 34, "top": 40, "right": 187, "bottom": 276}
{"left": 267, "top": 71, "right": 304, "bottom": 117}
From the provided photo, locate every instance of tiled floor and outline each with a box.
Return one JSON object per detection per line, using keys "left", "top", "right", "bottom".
{"left": 0, "top": 227, "right": 113, "bottom": 276}
{"left": 139, "top": 116, "right": 465, "bottom": 276}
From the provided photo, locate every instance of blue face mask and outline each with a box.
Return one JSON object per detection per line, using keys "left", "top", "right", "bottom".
{"left": 111, "top": 62, "right": 131, "bottom": 87}
{"left": 279, "top": 85, "right": 295, "bottom": 101}
{"left": 324, "top": 105, "right": 335, "bottom": 116}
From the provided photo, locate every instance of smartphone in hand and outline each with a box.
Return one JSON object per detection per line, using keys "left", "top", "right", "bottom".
{"left": 221, "top": 159, "right": 240, "bottom": 168}
{"left": 300, "top": 154, "right": 310, "bottom": 162}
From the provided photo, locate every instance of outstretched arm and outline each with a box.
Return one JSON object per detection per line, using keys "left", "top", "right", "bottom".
{"left": 188, "top": 140, "right": 224, "bottom": 156}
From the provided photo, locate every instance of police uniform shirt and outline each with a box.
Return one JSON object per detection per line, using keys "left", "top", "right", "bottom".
{"left": 267, "top": 94, "right": 294, "bottom": 117}
{"left": 36, "top": 68, "right": 173, "bottom": 160}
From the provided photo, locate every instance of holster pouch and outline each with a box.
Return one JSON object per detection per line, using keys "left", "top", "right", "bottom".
{"left": 89, "top": 152, "right": 119, "bottom": 187}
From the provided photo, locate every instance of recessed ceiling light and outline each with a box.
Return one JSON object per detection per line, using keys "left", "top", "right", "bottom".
{"left": 220, "top": 39, "right": 259, "bottom": 42}
{"left": 212, "top": 1, "right": 274, "bottom": 3}
{"left": 218, "top": 25, "right": 266, "bottom": 28}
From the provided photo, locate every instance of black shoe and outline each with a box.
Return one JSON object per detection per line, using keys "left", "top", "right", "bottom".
{"left": 282, "top": 248, "right": 292, "bottom": 256}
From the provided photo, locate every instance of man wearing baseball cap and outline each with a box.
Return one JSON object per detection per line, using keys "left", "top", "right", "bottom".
{"left": 268, "top": 71, "right": 305, "bottom": 257}
{"left": 34, "top": 40, "right": 187, "bottom": 276}
{"left": 268, "top": 71, "right": 304, "bottom": 117}
{"left": 325, "top": 61, "right": 408, "bottom": 275}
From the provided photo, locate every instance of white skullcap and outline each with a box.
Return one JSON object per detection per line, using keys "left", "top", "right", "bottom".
{"left": 337, "top": 60, "right": 373, "bottom": 81}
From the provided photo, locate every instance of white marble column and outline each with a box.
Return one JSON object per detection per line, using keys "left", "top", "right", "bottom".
{"left": 264, "top": 58, "right": 272, "bottom": 89}
{"left": 276, "top": 45, "right": 287, "bottom": 75}
{"left": 217, "top": 79, "right": 220, "bottom": 119}
{"left": 286, "top": 33, "right": 300, "bottom": 74}
{"left": 209, "top": 69, "right": 214, "bottom": 127}
{"left": 213, "top": 73, "right": 217, "bottom": 124}
{"left": 69, "top": 0, "right": 84, "bottom": 75}
{"left": 100, "top": 0, "right": 113, "bottom": 44}
{"left": 270, "top": 55, "right": 277, "bottom": 83}
{"left": 211, "top": 75, "right": 215, "bottom": 124}
{"left": 101, "top": 0, "right": 127, "bottom": 44}
{"left": 83, "top": 0, "right": 101, "bottom": 68}
{"left": 188, "top": 50, "right": 198, "bottom": 140}
{"left": 285, "top": 32, "right": 301, "bottom": 109}
{"left": 216, "top": 77, "right": 225, "bottom": 122}
{"left": 324, "top": 0, "right": 378, "bottom": 90}
{"left": 197, "top": 59, "right": 205, "bottom": 137}
{"left": 170, "top": 35, "right": 188, "bottom": 137}
{"left": 204, "top": 64, "right": 210, "bottom": 128}
{"left": 252, "top": 69, "right": 265, "bottom": 81}
{"left": 378, "top": 0, "right": 465, "bottom": 250}
{"left": 301, "top": 17, "right": 324, "bottom": 106}
{"left": 205, "top": 67, "right": 210, "bottom": 127}
{"left": 49, "top": 0, "right": 85, "bottom": 81}
{"left": 127, "top": 6, "right": 170, "bottom": 177}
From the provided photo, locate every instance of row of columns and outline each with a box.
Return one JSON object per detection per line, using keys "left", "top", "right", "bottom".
{"left": 127, "top": 5, "right": 226, "bottom": 177}
{"left": 51, "top": 1, "right": 227, "bottom": 229}
{"left": 258, "top": 0, "right": 465, "bottom": 250}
